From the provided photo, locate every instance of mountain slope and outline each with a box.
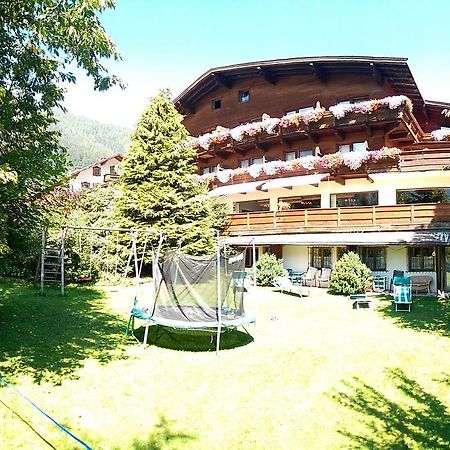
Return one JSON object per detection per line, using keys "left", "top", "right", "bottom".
{"left": 55, "top": 112, "right": 131, "bottom": 168}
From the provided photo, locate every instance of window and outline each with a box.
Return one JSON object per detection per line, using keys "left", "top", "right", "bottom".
{"left": 81, "top": 182, "right": 90, "bottom": 189}
{"left": 331, "top": 191, "right": 378, "bottom": 207}
{"left": 310, "top": 247, "right": 332, "bottom": 269}
{"left": 235, "top": 199, "right": 270, "bottom": 213}
{"left": 397, "top": 188, "right": 450, "bottom": 204}
{"left": 285, "top": 151, "right": 296, "bottom": 161}
{"left": 239, "top": 90, "right": 250, "bottom": 103}
{"left": 92, "top": 166, "right": 101, "bottom": 176}
{"left": 284, "top": 149, "right": 313, "bottom": 161}
{"left": 285, "top": 106, "right": 313, "bottom": 115}
{"left": 251, "top": 157, "right": 264, "bottom": 165}
{"left": 359, "top": 247, "right": 386, "bottom": 271}
{"left": 110, "top": 165, "right": 116, "bottom": 175}
{"left": 211, "top": 99, "right": 221, "bottom": 110}
{"left": 240, "top": 159, "right": 250, "bottom": 168}
{"left": 210, "top": 165, "right": 218, "bottom": 173}
{"left": 298, "top": 149, "right": 313, "bottom": 158}
{"left": 200, "top": 167, "right": 210, "bottom": 175}
{"left": 278, "top": 195, "right": 321, "bottom": 210}
{"left": 338, "top": 144, "right": 351, "bottom": 154}
{"left": 338, "top": 142, "right": 367, "bottom": 153}
{"left": 338, "top": 97, "right": 368, "bottom": 105}
{"left": 408, "top": 246, "right": 435, "bottom": 271}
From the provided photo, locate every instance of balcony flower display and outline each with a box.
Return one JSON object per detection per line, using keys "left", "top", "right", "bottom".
{"left": 289, "top": 155, "right": 321, "bottom": 171}
{"left": 342, "top": 151, "right": 371, "bottom": 171}
{"left": 262, "top": 160, "right": 287, "bottom": 175}
{"left": 371, "top": 146, "right": 401, "bottom": 161}
{"left": 198, "top": 147, "right": 401, "bottom": 184}
{"left": 320, "top": 152, "right": 344, "bottom": 170}
{"left": 329, "top": 95, "right": 413, "bottom": 119}
{"left": 216, "top": 169, "right": 233, "bottom": 183}
{"left": 230, "top": 117, "right": 281, "bottom": 141}
{"left": 279, "top": 104, "right": 326, "bottom": 128}
{"left": 431, "top": 129, "right": 450, "bottom": 141}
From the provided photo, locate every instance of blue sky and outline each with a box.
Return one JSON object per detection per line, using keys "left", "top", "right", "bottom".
{"left": 63, "top": 0, "right": 450, "bottom": 128}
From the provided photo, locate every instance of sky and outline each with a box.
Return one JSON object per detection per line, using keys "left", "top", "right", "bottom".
{"left": 63, "top": 0, "right": 450, "bottom": 128}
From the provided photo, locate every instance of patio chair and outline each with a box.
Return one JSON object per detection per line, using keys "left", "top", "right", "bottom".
{"left": 393, "top": 276, "right": 412, "bottom": 312}
{"left": 301, "top": 267, "right": 319, "bottom": 287}
{"left": 390, "top": 270, "right": 404, "bottom": 292}
{"left": 317, "top": 268, "right": 332, "bottom": 288}
{"left": 273, "top": 276, "right": 310, "bottom": 297}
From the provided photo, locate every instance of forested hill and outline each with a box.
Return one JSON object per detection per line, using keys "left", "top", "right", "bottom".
{"left": 55, "top": 112, "right": 131, "bottom": 168}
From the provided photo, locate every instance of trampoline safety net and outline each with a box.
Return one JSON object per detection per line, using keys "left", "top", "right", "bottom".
{"left": 151, "top": 249, "right": 247, "bottom": 324}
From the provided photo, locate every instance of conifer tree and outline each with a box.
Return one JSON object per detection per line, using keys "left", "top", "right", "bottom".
{"left": 116, "top": 90, "right": 225, "bottom": 255}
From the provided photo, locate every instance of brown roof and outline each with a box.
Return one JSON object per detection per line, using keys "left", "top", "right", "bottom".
{"left": 174, "top": 55, "right": 426, "bottom": 112}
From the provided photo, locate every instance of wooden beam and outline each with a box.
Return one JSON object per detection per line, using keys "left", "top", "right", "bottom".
{"left": 335, "top": 176, "right": 346, "bottom": 185}
{"left": 213, "top": 150, "right": 228, "bottom": 160}
{"left": 257, "top": 66, "right": 277, "bottom": 85}
{"left": 309, "top": 62, "right": 327, "bottom": 84}
{"left": 334, "top": 128, "right": 345, "bottom": 141}
{"left": 212, "top": 72, "right": 232, "bottom": 89}
{"left": 255, "top": 142, "right": 268, "bottom": 152}
{"left": 370, "top": 63, "right": 384, "bottom": 87}
{"left": 280, "top": 137, "right": 292, "bottom": 148}
{"left": 176, "top": 100, "right": 195, "bottom": 115}
{"left": 305, "top": 132, "right": 319, "bottom": 144}
{"left": 422, "top": 104, "right": 430, "bottom": 121}
{"left": 366, "top": 173, "right": 374, "bottom": 183}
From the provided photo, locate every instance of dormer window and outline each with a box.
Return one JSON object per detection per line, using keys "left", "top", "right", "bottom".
{"left": 93, "top": 166, "right": 101, "bottom": 176}
{"left": 239, "top": 90, "right": 250, "bottom": 103}
{"left": 211, "top": 99, "right": 221, "bottom": 110}
{"left": 110, "top": 165, "right": 116, "bottom": 175}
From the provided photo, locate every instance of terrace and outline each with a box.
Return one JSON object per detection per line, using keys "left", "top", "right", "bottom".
{"left": 224, "top": 203, "right": 450, "bottom": 236}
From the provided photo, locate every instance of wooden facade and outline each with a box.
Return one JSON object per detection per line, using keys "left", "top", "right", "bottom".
{"left": 176, "top": 56, "right": 450, "bottom": 291}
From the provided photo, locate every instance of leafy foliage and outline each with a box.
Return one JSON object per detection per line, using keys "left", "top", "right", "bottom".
{"left": 116, "top": 90, "right": 226, "bottom": 255}
{"left": 329, "top": 252, "right": 372, "bottom": 295}
{"left": 55, "top": 111, "right": 131, "bottom": 168}
{"left": 0, "top": 0, "right": 120, "bottom": 272}
{"left": 256, "top": 252, "right": 287, "bottom": 287}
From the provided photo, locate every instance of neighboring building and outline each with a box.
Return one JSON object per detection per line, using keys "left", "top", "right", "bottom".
{"left": 175, "top": 56, "right": 450, "bottom": 292}
{"left": 69, "top": 154, "right": 122, "bottom": 191}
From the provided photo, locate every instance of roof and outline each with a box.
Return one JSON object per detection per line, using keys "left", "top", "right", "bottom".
{"left": 70, "top": 153, "right": 123, "bottom": 177}
{"left": 174, "top": 55, "right": 426, "bottom": 113}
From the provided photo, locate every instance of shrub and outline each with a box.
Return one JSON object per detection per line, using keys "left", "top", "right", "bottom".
{"left": 329, "top": 252, "right": 372, "bottom": 295}
{"left": 256, "top": 253, "right": 287, "bottom": 287}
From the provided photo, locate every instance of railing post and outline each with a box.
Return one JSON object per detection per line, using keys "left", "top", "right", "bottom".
{"left": 337, "top": 208, "right": 341, "bottom": 227}
{"left": 304, "top": 209, "right": 308, "bottom": 227}
{"left": 410, "top": 204, "right": 415, "bottom": 223}
{"left": 273, "top": 211, "right": 277, "bottom": 230}
{"left": 372, "top": 206, "right": 376, "bottom": 225}
{"left": 246, "top": 213, "right": 250, "bottom": 230}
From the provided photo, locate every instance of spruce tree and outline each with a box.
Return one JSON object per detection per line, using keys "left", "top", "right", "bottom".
{"left": 116, "top": 90, "right": 224, "bottom": 255}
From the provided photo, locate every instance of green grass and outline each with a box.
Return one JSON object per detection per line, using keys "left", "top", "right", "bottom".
{"left": 1, "top": 280, "right": 450, "bottom": 449}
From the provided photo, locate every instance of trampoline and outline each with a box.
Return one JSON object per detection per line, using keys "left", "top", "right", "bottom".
{"left": 127, "top": 245, "right": 255, "bottom": 353}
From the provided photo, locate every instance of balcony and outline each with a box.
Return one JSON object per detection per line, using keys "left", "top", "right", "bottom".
{"left": 224, "top": 203, "right": 450, "bottom": 236}
{"left": 197, "top": 102, "right": 422, "bottom": 161}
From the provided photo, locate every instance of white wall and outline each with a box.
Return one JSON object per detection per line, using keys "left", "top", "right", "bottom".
{"left": 218, "top": 170, "right": 450, "bottom": 211}
{"left": 70, "top": 158, "right": 121, "bottom": 191}
{"left": 281, "top": 244, "right": 437, "bottom": 292}
{"left": 282, "top": 245, "right": 309, "bottom": 272}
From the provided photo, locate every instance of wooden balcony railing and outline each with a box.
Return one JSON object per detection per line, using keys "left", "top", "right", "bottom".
{"left": 224, "top": 203, "right": 450, "bottom": 236}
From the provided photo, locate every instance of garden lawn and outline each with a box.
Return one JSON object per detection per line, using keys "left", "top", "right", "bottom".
{"left": 1, "top": 280, "right": 450, "bottom": 449}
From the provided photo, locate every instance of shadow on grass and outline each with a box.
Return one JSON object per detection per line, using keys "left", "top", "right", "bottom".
{"left": 0, "top": 279, "right": 129, "bottom": 384}
{"left": 114, "top": 415, "right": 196, "bottom": 450}
{"left": 330, "top": 368, "right": 450, "bottom": 449}
{"left": 131, "top": 324, "right": 254, "bottom": 352}
{"left": 376, "top": 296, "right": 450, "bottom": 337}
